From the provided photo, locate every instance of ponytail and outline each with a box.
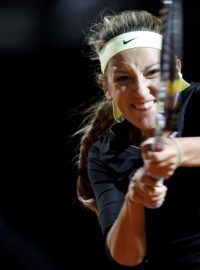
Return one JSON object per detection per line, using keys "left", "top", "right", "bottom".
{"left": 76, "top": 99, "right": 115, "bottom": 215}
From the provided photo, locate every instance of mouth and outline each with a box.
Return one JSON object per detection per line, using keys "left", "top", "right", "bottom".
{"left": 132, "top": 100, "right": 155, "bottom": 111}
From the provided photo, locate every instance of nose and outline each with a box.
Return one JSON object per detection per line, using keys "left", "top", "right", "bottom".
{"left": 133, "top": 75, "right": 150, "bottom": 99}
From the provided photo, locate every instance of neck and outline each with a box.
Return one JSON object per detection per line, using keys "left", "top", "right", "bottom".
{"left": 141, "top": 129, "right": 154, "bottom": 140}
{"left": 129, "top": 127, "right": 151, "bottom": 146}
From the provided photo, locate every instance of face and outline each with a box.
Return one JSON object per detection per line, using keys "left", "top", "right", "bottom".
{"left": 104, "top": 47, "right": 161, "bottom": 136}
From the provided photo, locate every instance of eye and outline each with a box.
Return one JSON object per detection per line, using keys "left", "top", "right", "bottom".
{"left": 114, "top": 76, "right": 131, "bottom": 82}
{"left": 146, "top": 68, "right": 160, "bottom": 78}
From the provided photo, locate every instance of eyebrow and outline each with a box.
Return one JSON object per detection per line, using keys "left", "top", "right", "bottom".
{"left": 145, "top": 62, "right": 160, "bottom": 69}
{"left": 113, "top": 62, "right": 160, "bottom": 74}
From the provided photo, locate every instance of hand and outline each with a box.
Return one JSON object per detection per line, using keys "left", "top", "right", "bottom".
{"left": 128, "top": 167, "right": 168, "bottom": 209}
{"left": 141, "top": 136, "right": 182, "bottom": 179}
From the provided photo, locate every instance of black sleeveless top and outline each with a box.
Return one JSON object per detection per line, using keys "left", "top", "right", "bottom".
{"left": 87, "top": 83, "right": 200, "bottom": 269}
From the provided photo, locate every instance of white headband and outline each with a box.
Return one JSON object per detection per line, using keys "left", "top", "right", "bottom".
{"left": 99, "top": 31, "right": 163, "bottom": 73}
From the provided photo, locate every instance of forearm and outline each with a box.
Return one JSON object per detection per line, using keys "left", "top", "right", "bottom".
{"left": 178, "top": 137, "right": 200, "bottom": 167}
{"left": 106, "top": 196, "right": 146, "bottom": 267}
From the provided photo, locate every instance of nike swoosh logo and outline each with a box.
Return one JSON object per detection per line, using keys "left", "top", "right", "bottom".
{"left": 123, "top": 38, "right": 136, "bottom": 45}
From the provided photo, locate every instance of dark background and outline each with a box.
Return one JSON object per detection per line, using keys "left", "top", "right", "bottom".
{"left": 0, "top": 0, "right": 199, "bottom": 269}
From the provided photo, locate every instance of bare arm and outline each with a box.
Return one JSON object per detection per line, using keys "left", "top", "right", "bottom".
{"left": 106, "top": 168, "right": 167, "bottom": 266}
{"left": 106, "top": 196, "right": 146, "bottom": 266}
{"left": 178, "top": 137, "right": 200, "bottom": 166}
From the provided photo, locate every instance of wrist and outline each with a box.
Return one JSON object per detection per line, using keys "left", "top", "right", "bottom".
{"left": 168, "top": 136, "right": 183, "bottom": 167}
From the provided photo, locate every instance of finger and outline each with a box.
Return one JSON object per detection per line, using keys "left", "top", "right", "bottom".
{"left": 145, "top": 163, "right": 176, "bottom": 179}
{"left": 141, "top": 174, "right": 165, "bottom": 187}
{"left": 144, "top": 187, "right": 167, "bottom": 208}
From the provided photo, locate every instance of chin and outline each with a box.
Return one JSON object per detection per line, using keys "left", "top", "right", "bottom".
{"left": 139, "top": 121, "right": 156, "bottom": 133}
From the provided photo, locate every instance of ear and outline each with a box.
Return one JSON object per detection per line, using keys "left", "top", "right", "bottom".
{"left": 175, "top": 58, "right": 190, "bottom": 91}
{"left": 99, "top": 78, "right": 113, "bottom": 101}
{"left": 176, "top": 58, "right": 182, "bottom": 74}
